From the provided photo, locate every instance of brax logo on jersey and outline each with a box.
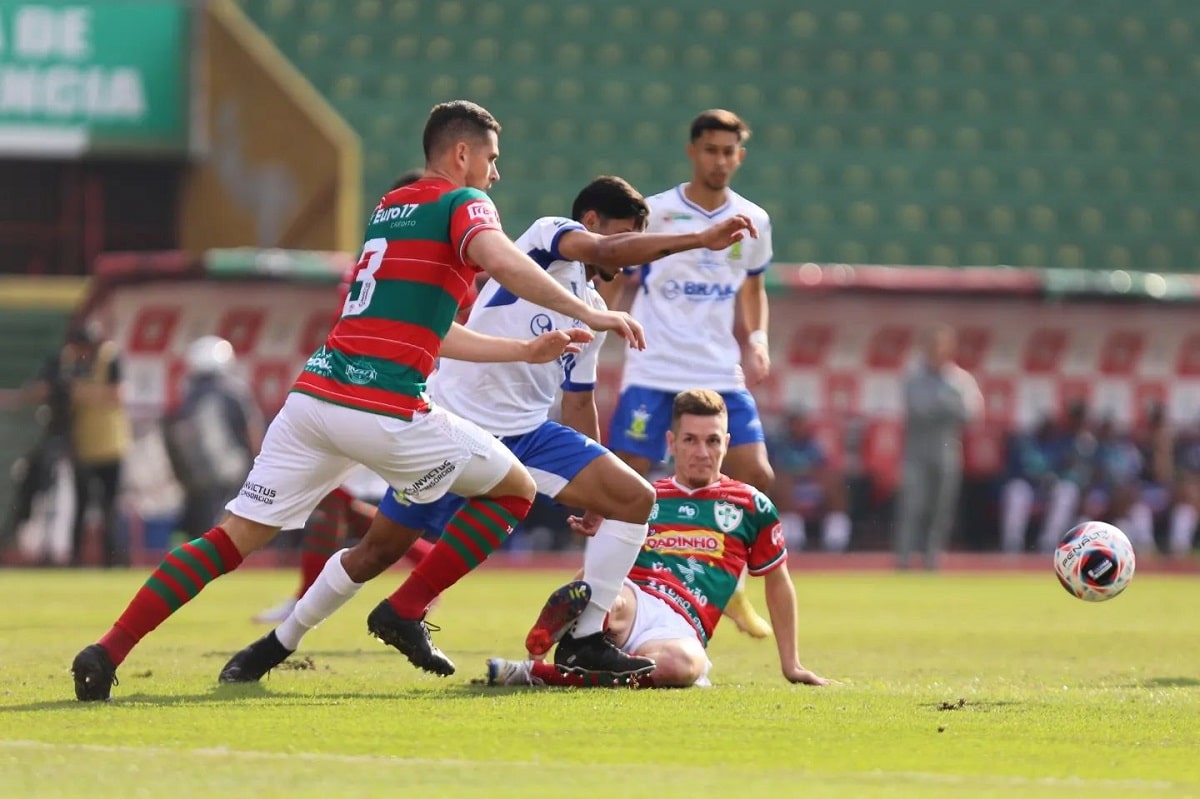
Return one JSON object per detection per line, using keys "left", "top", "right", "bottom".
{"left": 661, "top": 280, "right": 736, "bottom": 302}
{"left": 467, "top": 201, "right": 498, "bottom": 224}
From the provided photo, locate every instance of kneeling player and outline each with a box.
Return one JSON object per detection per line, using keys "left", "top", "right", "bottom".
{"left": 488, "top": 389, "right": 832, "bottom": 688}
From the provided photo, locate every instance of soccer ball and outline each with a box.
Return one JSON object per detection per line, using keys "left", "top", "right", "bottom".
{"left": 1053, "top": 521, "right": 1135, "bottom": 602}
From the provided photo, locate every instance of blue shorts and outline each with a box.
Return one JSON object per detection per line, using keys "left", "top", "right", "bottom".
{"left": 377, "top": 420, "right": 608, "bottom": 536}
{"left": 607, "top": 386, "right": 765, "bottom": 464}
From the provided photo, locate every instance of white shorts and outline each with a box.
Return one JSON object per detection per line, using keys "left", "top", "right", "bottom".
{"left": 226, "top": 392, "right": 518, "bottom": 530}
{"left": 339, "top": 465, "right": 389, "bottom": 504}
{"left": 623, "top": 579, "right": 713, "bottom": 687}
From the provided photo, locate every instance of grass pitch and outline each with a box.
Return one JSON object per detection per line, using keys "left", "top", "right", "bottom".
{"left": 1, "top": 566, "right": 1197, "bottom": 798}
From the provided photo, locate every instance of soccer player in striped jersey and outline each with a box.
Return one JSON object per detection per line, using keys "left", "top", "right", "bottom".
{"left": 217, "top": 176, "right": 758, "bottom": 683}
{"left": 601, "top": 109, "right": 781, "bottom": 639}
{"left": 487, "top": 389, "right": 831, "bottom": 688}
{"left": 70, "top": 100, "right": 647, "bottom": 701}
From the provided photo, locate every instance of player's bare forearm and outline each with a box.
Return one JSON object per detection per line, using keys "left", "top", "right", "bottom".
{"left": 560, "top": 390, "right": 601, "bottom": 442}
{"left": 442, "top": 323, "right": 525, "bottom": 363}
{"left": 763, "top": 566, "right": 802, "bottom": 674}
{"left": 467, "top": 230, "right": 594, "bottom": 321}
{"left": 588, "top": 231, "right": 703, "bottom": 269}
{"left": 739, "top": 273, "right": 769, "bottom": 335}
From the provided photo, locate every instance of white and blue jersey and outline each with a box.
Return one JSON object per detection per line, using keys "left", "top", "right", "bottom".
{"left": 430, "top": 216, "right": 607, "bottom": 437}
{"left": 619, "top": 184, "right": 773, "bottom": 393}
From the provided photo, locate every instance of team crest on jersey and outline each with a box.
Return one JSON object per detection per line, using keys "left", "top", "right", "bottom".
{"left": 713, "top": 501, "right": 743, "bottom": 533}
{"left": 627, "top": 405, "right": 651, "bottom": 440}
{"left": 729, "top": 241, "right": 743, "bottom": 260}
{"left": 530, "top": 313, "right": 553, "bottom": 335}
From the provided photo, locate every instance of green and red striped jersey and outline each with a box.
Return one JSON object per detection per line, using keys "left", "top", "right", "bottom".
{"left": 628, "top": 476, "right": 786, "bottom": 646}
{"left": 294, "top": 178, "right": 502, "bottom": 418}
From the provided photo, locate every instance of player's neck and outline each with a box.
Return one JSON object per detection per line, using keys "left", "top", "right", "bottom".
{"left": 682, "top": 181, "right": 728, "bottom": 213}
{"left": 670, "top": 475, "right": 724, "bottom": 493}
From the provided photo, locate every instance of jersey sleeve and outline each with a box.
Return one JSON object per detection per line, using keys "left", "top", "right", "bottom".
{"left": 447, "top": 188, "right": 504, "bottom": 266}
{"left": 526, "top": 217, "right": 586, "bottom": 265}
{"left": 562, "top": 289, "right": 607, "bottom": 392}
{"left": 746, "top": 489, "right": 787, "bottom": 575}
{"left": 746, "top": 213, "right": 773, "bottom": 277}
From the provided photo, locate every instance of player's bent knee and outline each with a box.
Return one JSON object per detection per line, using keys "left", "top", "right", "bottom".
{"left": 605, "top": 477, "right": 656, "bottom": 523}
{"left": 649, "top": 647, "right": 706, "bottom": 688}
{"left": 486, "top": 464, "right": 537, "bottom": 501}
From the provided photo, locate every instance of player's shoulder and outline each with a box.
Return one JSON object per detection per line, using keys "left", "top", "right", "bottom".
{"left": 715, "top": 476, "right": 776, "bottom": 514}
{"left": 726, "top": 189, "right": 771, "bottom": 226}
{"left": 643, "top": 185, "right": 684, "bottom": 211}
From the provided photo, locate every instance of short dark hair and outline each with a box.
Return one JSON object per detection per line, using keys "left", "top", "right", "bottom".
{"left": 672, "top": 388, "right": 728, "bottom": 429}
{"left": 422, "top": 100, "right": 501, "bottom": 160}
{"left": 390, "top": 169, "right": 423, "bottom": 191}
{"left": 570, "top": 176, "right": 649, "bottom": 230}
{"left": 689, "top": 109, "right": 751, "bottom": 143}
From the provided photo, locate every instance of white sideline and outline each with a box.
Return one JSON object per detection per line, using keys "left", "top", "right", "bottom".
{"left": 0, "top": 739, "right": 1179, "bottom": 791}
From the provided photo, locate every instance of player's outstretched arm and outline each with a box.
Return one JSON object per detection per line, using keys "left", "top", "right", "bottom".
{"left": 441, "top": 322, "right": 591, "bottom": 364}
{"left": 762, "top": 565, "right": 832, "bottom": 686}
{"left": 467, "top": 229, "right": 646, "bottom": 349}
{"left": 557, "top": 214, "right": 759, "bottom": 271}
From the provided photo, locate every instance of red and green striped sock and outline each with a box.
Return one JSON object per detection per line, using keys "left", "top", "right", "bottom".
{"left": 98, "top": 527, "right": 244, "bottom": 665}
{"left": 386, "top": 495, "right": 531, "bottom": 617}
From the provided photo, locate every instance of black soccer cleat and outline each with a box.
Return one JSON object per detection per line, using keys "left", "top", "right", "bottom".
{"left": 366, "top": 601, "right": 456, "bottom": 676}
{"left": 524, "top": 580, "right": 592, "bottom": 658}
{"left": 72, "top": 644, "right": 118, "bottom": 702}
{"left": 553, "top": 631, "right": 656, "bottom": 678}
{"left": 219, "top": 631, "right": 293, "bottom": 684}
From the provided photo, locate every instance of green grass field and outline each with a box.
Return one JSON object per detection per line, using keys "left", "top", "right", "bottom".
{"left": 1, "top": 567, "right": 1197, "bottom": 798}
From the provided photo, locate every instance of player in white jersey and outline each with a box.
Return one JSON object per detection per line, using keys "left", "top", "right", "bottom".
{"left": 602, "top": 110, "right": 783, "bottom": 638}
{"left": 219, "top": 176, "right": 758, "bottom": 682}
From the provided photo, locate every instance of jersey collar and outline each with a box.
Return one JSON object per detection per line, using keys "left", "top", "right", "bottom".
{"left": 675, "top": 183, "right": 731, "bottom": 219}
{"left": 669, "top": 475, "right": 725, "bottom": 494}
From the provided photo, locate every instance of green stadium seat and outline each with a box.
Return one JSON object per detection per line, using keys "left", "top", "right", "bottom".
{"left": 234, "top": 0, "right": 1200, "bottom": 272}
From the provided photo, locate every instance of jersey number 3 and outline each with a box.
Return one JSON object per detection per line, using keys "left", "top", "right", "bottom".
{"left": 343, "top": 237, "right": 386, "bottom": 317}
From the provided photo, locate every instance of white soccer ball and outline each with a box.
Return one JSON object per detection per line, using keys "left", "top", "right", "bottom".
{"left": 1053, "top": 521, "right": 1136, "bottom": 602}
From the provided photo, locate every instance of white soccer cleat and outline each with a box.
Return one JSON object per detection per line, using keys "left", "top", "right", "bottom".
{"left": 486, "top": 658, "right": 537, "bottom": 686}
{"left": 252, "top": 597, "right": 298, "bottom": 625}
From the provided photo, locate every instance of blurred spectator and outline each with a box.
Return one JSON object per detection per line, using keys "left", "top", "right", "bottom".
{"left": 161, "top": 336, "right": 264, "bottom": 538}
{"left": 768, "top": 409, "right": 851, "bottom": 552}
{"left": 1035, "top": 401, "right": 1097, "bottom": 552}
{"left": 1169, "top": 417, "right": 1200, "bottom": 556}
{"left": 1132, "top": 402, "right": 1174, "bottom": 549}
{"left": 3, "top": 334, "right": 79, "bottom": 562}
{"left": 62, "top": 322, "right": 131, "bottom": 566}
{"left": 894, "top": 325, "right": 982, "bottom": 570}
{"left": 999, "top": 415, "right": 1057, "bottom": 553}
{"left": 1087, "top": 417, "right": 1155, "bottom": 552}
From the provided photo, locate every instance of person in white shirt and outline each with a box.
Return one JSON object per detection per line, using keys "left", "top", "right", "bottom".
{"left": 600, "top": 110, "right": 777, "bottom": 637}
{"left": 219, "top": 176, "right": 757, "bottom": 681}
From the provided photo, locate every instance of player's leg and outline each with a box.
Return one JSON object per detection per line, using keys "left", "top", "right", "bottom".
{"left": 715, "top": 389, "right": 773, "bottom": 638}
{"left": 1000, "top": 478, "right": 1035, "bottom": 553}
{"left": 73, "top": 393, "right": 354, "bottom": 700}
{"left": 607, "top": 386, "right": 674, "bottom": 478}
{"left": 251, "top": 489, "right": 348, "bottom": 624}
{"left": 514, "top": 422, "right": 656, "bottom": 675}
{"left": 923, "top": 456, "right": 962, "bottom": 570}
{"left": 894, "top": 458, "right": 930, "bottom": 569}
{"left": 1167, "top": 477, "right": 1200, "bottom": 556}
{"left": 220, "top": 494, "right": 457, "bottom": 683}
{"left": 1038, "top": 479, "right": 1081, "bottom": 552}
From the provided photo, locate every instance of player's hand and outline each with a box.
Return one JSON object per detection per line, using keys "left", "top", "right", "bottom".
{"left": 743, "top": 342, "right": 771, "bottom": 386}
{"left": 580, "top": 308, "right": 646, "bottom": 350}
{"left": 784, "top": 664, "right": 835, "bottom": 686}
{"left": 523, "top": 328, "right": 593, "bottom": 364}
{"left": 566, "top": 510, "right": 605, "bottom": 537}
{"left": 697, "top": 214, "right": 758, "bottom": 251}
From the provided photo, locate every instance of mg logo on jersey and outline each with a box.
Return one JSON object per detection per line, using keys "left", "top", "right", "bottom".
{"left": 661, "top": 279, "right": 736, "bottom": 302}
{"left": 678, "top": 502, "right": 699, "bottom": 519}
{"left": 713, "top": 501, "right": 743, "bottom": 533}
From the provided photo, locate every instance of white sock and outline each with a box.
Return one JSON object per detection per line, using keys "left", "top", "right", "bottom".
{"left": 821, "top": 512, "right": 851, "bottom": 552}
{"left": 1000, "top": 479, "right": 1034, "bottom": 553}
{"left": 275, "top": 549, "right": 362, "bottom": 650}
{"left": 574, "top": 519, "right": 648, "bottom": 637}
{"left": 1169, "top": 504, "right": 1199, "bottom": 556}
